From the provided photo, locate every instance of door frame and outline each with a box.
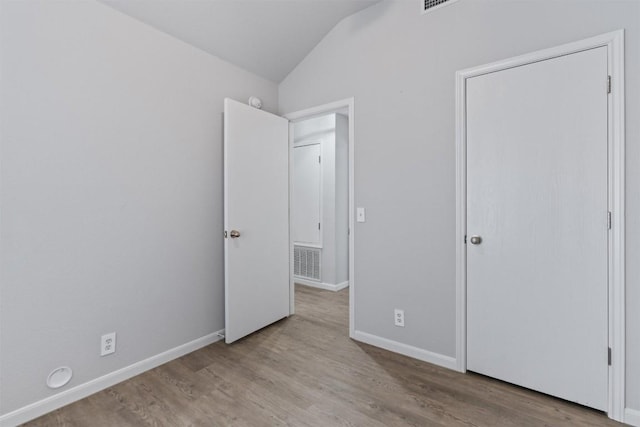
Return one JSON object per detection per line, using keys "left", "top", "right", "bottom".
{"left": 284, "top": 98, "right": 356, "bottom": 338}
{"left": 455, "top": 31, "right": 625, "bottom": 421}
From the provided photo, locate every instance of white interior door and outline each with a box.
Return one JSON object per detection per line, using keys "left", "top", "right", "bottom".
{"left": 224, "top": 98, "right": 290, "bottom": 344}
{"left": 466, "top": 47, "right": 609, "bottom": 410}
{"left": 293, "top": 143, "right": 321, "bottom": 245}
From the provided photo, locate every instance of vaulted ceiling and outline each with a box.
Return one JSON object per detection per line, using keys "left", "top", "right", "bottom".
{"left": 100, "top": 0, "right": 381, "bottom": 83}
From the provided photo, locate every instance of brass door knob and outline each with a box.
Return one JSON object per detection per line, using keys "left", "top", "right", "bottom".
{"left": 469, "top": 235, "right": 482, "bottom": 245}
{"left": 229, "top": 230, "right": 241, "bottom": 238}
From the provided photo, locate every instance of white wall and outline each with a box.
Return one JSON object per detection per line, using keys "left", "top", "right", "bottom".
{"left": 334, "top": 114, "right": 349, "bottom": 285}
{"left": 0, "top": 0, "right": 277, "bottom": 418}
{"left": 279, "top": 0, "right": 640, "bottom": 414}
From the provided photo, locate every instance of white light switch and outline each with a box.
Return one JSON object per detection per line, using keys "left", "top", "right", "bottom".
{"left": 357, "top": 207, "right": 366, "bottom": 223}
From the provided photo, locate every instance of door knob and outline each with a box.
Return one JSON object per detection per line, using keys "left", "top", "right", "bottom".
{"left": 469, "top": 235, "right": 482, "bottom": 245}
{"left": 229, "top": 230, "right": 241, "bottom": 238}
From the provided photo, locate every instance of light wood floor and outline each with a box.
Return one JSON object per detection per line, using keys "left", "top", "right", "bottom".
{"left": 26, "top": 285, "right": 620, "bottom": 426}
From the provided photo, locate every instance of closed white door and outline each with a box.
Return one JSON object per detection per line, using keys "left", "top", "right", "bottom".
{"left": 293, "top": 143, "right": 321, "bottom": 245}
{"left": 466, "top": 47, "right": 609, "bottom": 410}
{"left": 224, "top": 98, "right": 290, "bottom": 344}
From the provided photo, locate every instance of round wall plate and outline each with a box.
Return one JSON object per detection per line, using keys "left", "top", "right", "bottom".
{"left": 46, "top": 366, "right": 73, "bottom": 389}
{"left": 248, "top": 96, "right": 263, "bottom": 109}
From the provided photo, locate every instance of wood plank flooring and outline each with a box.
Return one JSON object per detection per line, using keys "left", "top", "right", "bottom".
{"left": 25, "top": 285, "right": 621, "bottom": 426}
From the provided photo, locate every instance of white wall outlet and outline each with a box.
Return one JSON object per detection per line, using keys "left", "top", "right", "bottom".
{"left": 100, "top": 332, "right": 116, "bottom": 356}
{"left": 357, "top": 207, "right": 366, "bottom": 223}
{"left": 394, "top": 309, "right": 405, "bottom": 327}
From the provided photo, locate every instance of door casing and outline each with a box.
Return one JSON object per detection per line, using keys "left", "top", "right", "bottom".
{"left": 455, "top": 30, "right": 625, "bottom": 422}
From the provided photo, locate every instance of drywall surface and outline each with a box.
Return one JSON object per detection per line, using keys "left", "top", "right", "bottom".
{"left": 335, "top": 114, "right": 349, "bottom": 284}
{"left": 319, "top": 118, "right": 337, "bottom": 285}
{"left": 0, "top": 0, "right": 276, "bottom": 416}
{"left": 279, "top": 0, "right": 640, "bottom": 410}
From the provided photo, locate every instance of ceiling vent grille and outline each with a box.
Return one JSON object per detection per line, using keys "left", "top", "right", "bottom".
{"left": 294, "top": 245, "right": 321, "bottom": 281}
{"left": 422, "top": 0, "right": 460, "bottom": 14}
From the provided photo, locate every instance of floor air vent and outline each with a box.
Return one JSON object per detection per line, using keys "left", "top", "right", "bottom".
{"left": 422, "top": 0, "right": 459, "bottom": 14}
{"left": 294, "top": 246, "right": 321, "bottom": 281}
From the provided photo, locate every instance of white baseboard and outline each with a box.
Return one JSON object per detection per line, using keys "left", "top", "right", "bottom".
{"left": 626, "top": 408, "right": 640, "bottom": 426}
{"left": 295, "top": 278, "right": 349, "bottom": 292}
{"left": 0, "top": 330, "right": 224, "bottom": 427}
{"left": 352, "top": 330, "right": 457, "bottom": 370}
{"left": 334, "top": 281, "right": 349, "bottom": 291}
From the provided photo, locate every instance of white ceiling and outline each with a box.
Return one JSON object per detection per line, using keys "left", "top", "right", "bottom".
{"left": 100, "top": 0, "right": 381, "bottom": 83}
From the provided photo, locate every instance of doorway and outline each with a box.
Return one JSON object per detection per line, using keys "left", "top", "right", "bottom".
{"left": 455, "top": 31, "right": 625, "bottom": 421}
{"left": 284, "top": 99, "right": 355, "bottom": 336}
{"left": 223, "top": 98, "right": 354, "bottom": 343}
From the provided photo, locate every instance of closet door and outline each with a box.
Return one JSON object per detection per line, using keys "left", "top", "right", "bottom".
{"left": 466, "top": 47, "right": 609, "bottom": 410}
{"left": 293, "top": 143, "right": 321, "bottom": 246}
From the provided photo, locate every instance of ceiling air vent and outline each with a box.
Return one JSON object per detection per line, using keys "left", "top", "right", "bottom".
{"left": 422, "top": 0, "right": 460, "bottom": 14}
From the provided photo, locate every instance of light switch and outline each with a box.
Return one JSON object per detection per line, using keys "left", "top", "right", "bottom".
{"left": 357, "top": 207, "right": 366, "bottom": 223}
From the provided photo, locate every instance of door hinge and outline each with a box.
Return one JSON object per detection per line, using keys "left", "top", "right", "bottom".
{"left": 608, "top": 347, "right": 612, "bottom": 366}
{"left": 607, "top": 75, "right": 612, "bottom": 94}
{"left": 318, "top": 222, "right": 321, "bottom": 230}
{"left": 319, "top": 155, "right": 321, "bottom": 164}
{"left": 224, "top": 230, "right": 228, "bottom": 239}
{"left": 608, "top": 211, "right": 612, "bottom": 230}
{"left": 464, "top": 235, "right": 467, "bottom": 244}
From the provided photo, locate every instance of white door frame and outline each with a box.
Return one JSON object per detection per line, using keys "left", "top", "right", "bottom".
{"left": 455, "top": 31, "right": 625, "bottom": 422}
{"left": 284, "top": 98, "right": 356, "bottom": 338}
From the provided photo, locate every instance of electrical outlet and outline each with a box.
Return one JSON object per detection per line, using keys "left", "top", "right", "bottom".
{"left": 100, "top": 332, "right": 116, "bottom": 356}
{"left": 394, "top": 309, "right": 405, "bottom": 327}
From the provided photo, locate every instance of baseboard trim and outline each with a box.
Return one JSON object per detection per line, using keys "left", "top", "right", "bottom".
{"left": 0, "top": 330, "right": 224, "bottom": 427}
{"left": 626, "top": 408, "right": 640, "bottom": 426}
{"left": 334, "top": 281, "right": 349, "bottom": 291}
{"left": 295, "top": 278, "right": 349, "bottom": 292}
{"left": 352, "top": 330, "right": 457, "bottom": 370}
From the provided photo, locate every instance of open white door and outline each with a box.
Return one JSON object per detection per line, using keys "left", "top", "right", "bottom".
{"left": 224, "top": 98, "right": 290, "bottom": 344}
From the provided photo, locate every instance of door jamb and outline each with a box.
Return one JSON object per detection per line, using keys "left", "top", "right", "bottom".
{"left": 455, "top": 30, "right": 625, "bottom": 422}
{"left": 284, "top": 98, "right": 356, "bottom": 338}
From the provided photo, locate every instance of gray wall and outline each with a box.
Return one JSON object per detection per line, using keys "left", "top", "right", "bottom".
{"left": 0, "top": 0, "right": 277, "bottom": 415}
{"left": 335, "top": 114, "right": 349, "bottom": 284}
{"left": 279, "top": 0, "right": 640, "bottom": 411}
